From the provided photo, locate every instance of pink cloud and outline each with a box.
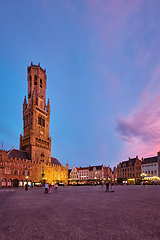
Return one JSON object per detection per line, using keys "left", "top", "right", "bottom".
{"left": 116, "top": 94, "right": 160, "bottom": 160}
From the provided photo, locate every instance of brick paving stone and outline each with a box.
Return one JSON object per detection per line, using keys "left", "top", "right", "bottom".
{"left": 0, "top": 185, "right": 160, "bottom": 240}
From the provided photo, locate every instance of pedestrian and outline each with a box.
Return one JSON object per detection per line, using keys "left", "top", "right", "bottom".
{"left": 49, "top": 184, "right": 52, "bottom": 194}
{"left": 54, "top": 183, "right": 58, "bottom": 193}
{"left": 106, "top": 182, "right": 109, "bottom": 192}
{"left": 143, "top": 182, "right": 145, "bottom": 187}
{"left": 45, "top": 182, "right": 49, "bottom": 194}
{"left": 25, "top": 183, "right": 28, "bottom": 191}
{"left": 110, "top": 182, "right": 114, "bottom": 192}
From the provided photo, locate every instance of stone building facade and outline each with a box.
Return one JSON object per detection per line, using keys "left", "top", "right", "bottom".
{"left": 0, "top": 63, "right": 68, "bottom": 187}
{"left": 115, "top": 156, "right": 142, "bottom": 184}
{"left": 141, "top": 153, "right": 160, "bottom": 182}
{"left": 20, "top": 62, "right": 51, "bottom": 163}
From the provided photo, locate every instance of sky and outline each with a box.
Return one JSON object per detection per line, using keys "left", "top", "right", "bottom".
{"left": 1, "top": 0, "right": 160, "bottom": 169}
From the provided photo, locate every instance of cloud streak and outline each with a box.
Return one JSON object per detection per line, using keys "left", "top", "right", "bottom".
{"left": 116, "top": 95, "right": 160, "bottom": 143}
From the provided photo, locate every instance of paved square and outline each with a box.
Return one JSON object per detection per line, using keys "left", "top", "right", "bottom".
{"left": 0, "top": 185, "right": 160, "bottom": 240}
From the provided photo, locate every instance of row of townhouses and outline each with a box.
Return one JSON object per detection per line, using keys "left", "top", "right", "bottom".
{"left": 114, "top": 152, "right": 160, "bottom": 184}
{"left": 68, "top": 165, "right": 114, "bottom": 184}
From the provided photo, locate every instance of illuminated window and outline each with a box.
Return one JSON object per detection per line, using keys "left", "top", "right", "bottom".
{"left": 5, "top": 168, "right": 10, "bottom": 174}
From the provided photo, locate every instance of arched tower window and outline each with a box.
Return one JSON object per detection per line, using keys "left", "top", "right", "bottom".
{"left": 30, "top": 76, "right": 32, "bottom": 88}
{"left": 26, "top": 115, "right": 28, "bottom": 126}
{"left": 34, "top": 75, "right": 37, "bottom": 85}
{"left": 28, "top": 113, "right": 30, "bottom": 125}
{"left": 40, "top": 79, "right": 42, "bottom": 88}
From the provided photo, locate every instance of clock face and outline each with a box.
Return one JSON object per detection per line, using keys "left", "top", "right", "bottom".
{"left": 40, "top": 130, "right": 44, "bottom": 135}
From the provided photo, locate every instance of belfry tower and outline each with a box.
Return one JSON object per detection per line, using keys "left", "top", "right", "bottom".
{"left": 20, "top": 62, "right": 51, "bottom": 163}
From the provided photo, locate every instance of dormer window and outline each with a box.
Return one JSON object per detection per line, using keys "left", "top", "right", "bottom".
{"left": 34, "top": 75, "right": 37, "bottom": 85}
{"left": 40, "top": 79, "right": 42, "bottom": 88}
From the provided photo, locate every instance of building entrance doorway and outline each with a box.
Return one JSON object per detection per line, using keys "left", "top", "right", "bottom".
{"left": 13, "top": 179, "right": 19, "bottom": 187}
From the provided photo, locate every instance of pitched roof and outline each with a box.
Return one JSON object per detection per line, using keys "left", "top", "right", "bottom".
{"left": 7, "top": 149, "right": 29, "bottom": 160}
{"left": 89, "top": 165, "right": 103, "bottom": 171}
{"left": 118, "top": 158, "right": 138, "bottom": 168}
{"left": 79, "top": 167, "right": 89, "bottom": 170}
{"left": 51, "top": 157, "right": 62, "bottom": 166}
{"left": 142, "top": 156, "right": 158, "bottom": 164}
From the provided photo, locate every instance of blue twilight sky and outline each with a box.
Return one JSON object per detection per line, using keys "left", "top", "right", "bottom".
{"left": 1, "top": 0, "right": 160, "bottom": 169}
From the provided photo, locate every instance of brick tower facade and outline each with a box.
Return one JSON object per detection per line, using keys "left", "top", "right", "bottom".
{"left": 20, "top": 62, "right": 51, "bottom": 163}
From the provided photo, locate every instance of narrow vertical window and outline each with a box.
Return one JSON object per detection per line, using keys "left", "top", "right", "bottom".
{"left": 34, "top": 75, "right": 37, "bottom": 85}
{"left": 38, "top": 116, "right": 41, "bottom": 125}
{"left": 26, "top": 115, "right": 28, "bottom": 126}
{"left": 30, "top": 76, "right": 32, "bottom": 88}
{"left": 40, "top": 79, "right": 42, "bottom": 88}
{"left": 42, "top": 118, "right": 45, "bottom": 127}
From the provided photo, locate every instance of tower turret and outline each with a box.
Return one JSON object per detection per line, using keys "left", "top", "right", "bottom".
{"left": 20, "top": 63, "right": 51, "bottom": 163}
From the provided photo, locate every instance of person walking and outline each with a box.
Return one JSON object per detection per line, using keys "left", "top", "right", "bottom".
{"left": 106, "top": 182, "right": 109, "bottom": 192}
{"left": 45, "top": 183, "right": 49, "bottom": 194}
{"left": 54, "top": 183, "right": 58, "bottom": 193}
{"left": 110, "top": 182, "right": 114, "bottom": 192}
{"left": 49, "top": 184, "right": 52, "bottom": 194}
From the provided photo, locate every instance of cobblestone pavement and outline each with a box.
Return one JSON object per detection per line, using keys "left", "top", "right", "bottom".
{"left": 0, "top": 185, "right": 160, "bottom": 240}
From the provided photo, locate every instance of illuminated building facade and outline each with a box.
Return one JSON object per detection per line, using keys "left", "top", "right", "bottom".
{"left": 141, "top": 153, "right": 160, "bottom": 182}
{"left": 0, "top": 63, "right": 68, "bottom": 187}
{"left": 115, "top": 156, "right": 142, "bottom": 184}
{"left": 69, "top": 165, "right": 106, "bottom": 184}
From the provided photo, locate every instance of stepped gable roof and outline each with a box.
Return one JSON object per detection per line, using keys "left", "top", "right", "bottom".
{"left": 89, "top": 165, "right": 102, "bottom": 171}
{"left": 120, "top": 158, "right": 137, "bottom": 168}
{"left": 51, "top": 157, "right": 62, "bottom": 166}
{"left": 7, "top": 149, "right": 29, "bottom": 160}
{"left": 142, "top": 156, "right": 158, "bottom": 164}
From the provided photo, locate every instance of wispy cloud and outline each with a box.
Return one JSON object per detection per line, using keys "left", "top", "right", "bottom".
{"left": 116, "top": 95, "right": 160, "bottom": 143}
{"left": 116, "top": 92, "right": 160, "bottom": 161}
